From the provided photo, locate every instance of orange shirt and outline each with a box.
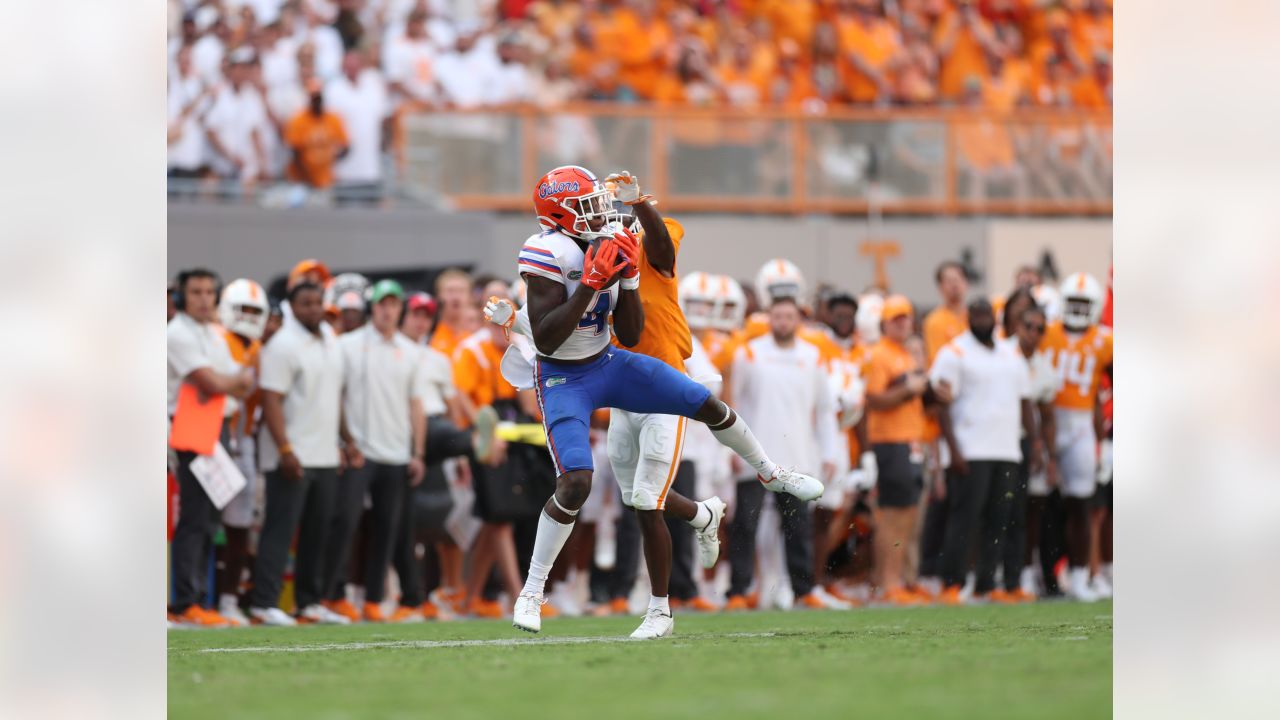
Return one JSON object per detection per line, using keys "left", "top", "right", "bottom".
{"left": 613, "top": 218, "right": 692, "bottom": 372}
{"left": 429, "top": 321, "right": 463, "bottom": 357}
{"left": 223, "top": 331, "right": 262, "bottom": 436}
{"left": 1039, "top": 322, "right": 1113, "bottom": 411}
{"left": 837, "top": 16, "right": 902, "bottom": 103}
{"left": 922, "top": 305, "right": 967, "bottom": 367}
{"left": 1071, "top": 74, "right": 1108, "bottom": 108}
{"left": 452, "top": 330, "right": 516, "bottom": 410}
{"left": 283, "top": 111, "right": 348, "bottom": 189}
{"left": 934, "top": 10, "right": 995, "bottom": 99}
{"left": 864, "top": 338, "right": 926, "bottom": 444}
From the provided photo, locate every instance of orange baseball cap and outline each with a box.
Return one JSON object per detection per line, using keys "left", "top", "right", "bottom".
{"left": 882, "top": 294, "right": 914, "bottom": 320}
{"left": 289, "top": 258, "right": 332, "bottom": 285}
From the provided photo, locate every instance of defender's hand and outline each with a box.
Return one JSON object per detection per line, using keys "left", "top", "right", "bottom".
{"left": 605, "top": 171, "right": 653, "bottom": 206}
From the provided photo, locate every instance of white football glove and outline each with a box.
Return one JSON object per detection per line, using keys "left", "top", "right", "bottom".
{"left": 859, "top": 451, "right": 878, "bottom": 489}
{"left": 604, "top": 171, "right": 652, "bottom": 206}
{"left": 1096, "top": 438, "right": 1113, "bottom": 485}
{"left": 484, "top": 296, "right": 515, "bottom": 338}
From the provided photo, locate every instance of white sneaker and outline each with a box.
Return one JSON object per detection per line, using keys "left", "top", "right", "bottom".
{"left": 298, "top": 603, "right": 352, "bottom": 625}
{"left": 695, "top": 497, "right": 727, "bottom": 569}
{"left": 805, "top": 586, "right": 853, "bottom": 610}
{"left": 512, "top": 592, "right": 545, "bottom": 633}
{"left": 249, "top": 607, "right": 298, "bottom": 627}
{"left": 1066, "top": 568, "right": 1099, "bottom": 603}
{"left": 761, "top": 468, "right": 824, "bottom": 501}
{"left": 218, "top": 595, "right": 249, "bottom": 627}
{"left": 1019, "top": 566, "right": 1040, "bottom": 598}
{"left": 1090, "top": 573, "right": 1113, "bottom": 599}
{"left": 629, "top": 608, "right": 674, "bottom": 639}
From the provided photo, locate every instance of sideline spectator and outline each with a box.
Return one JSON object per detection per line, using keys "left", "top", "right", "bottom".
{"left": 247, "top": 282, "right": 352, "bottom": 626}
{"left": 205, "top": 49, "right": 270, "bottom": 184}
{"left": 429, "top": 268, "right": 475, "bottom": 356}
{"left": 725, "top": 298, "right": 843, "bottom": 610}
{"left": 323, "top": 280, "right": 428, "bottom": 622}
{"left": 167, "top": 269, "right": 254, "bottom": 627}
{"left": 863, "top": 295, "right": 928, "bottom": 605}
{"left": 930, "top": 299, "right": 1035, "bottom": 604}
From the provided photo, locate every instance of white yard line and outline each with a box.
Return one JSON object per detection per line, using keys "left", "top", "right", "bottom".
{"left": 198, "top": 631, "right": 778, "bottom": 654}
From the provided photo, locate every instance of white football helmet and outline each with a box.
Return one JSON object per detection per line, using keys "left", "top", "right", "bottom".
{"left": 714, "top": 275, "right": 747, "bottom": 332}
{"left": 1031, "top": 283, "right": 1063, "bottom": 323}
{"left": 755, "top": 258, "right": 806, "bottom": 306}
{"left": 1059, "top": 272, "right": 1104, "bottom": 331}
{"left": 218, "top": 279, "right": 269, "bottom": 340}
{"left": 329, "top": 272, "right": 369, "bottom": 303}
{"left": 679, "top": 271, "right": 719, "bottom": 331}
{"left": 829, "top": 361, "right": 866, "bottom": 429}
{"left": 855, "top": 292, "right": 885, "bottom": 344}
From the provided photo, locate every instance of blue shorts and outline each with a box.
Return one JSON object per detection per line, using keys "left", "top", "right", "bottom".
{"left": 533, "top": 347, "right": 712, "bottom": 476}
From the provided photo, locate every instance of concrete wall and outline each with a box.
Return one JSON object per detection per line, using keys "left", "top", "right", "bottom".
{"left": 170, "top": 203, "right": 1111, "bottom": 304}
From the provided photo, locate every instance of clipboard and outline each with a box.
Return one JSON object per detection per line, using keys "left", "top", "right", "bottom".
{"left": 169, "top": 383, "right": 226, "bottom": 455}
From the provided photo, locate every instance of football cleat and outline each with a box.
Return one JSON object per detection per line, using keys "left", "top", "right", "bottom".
{"left": 760, "top": 468, "right": 824, "bottom": 501}
{"left": 513, "top": 592, "right": 545, "bottom": 633}
{"left": 695, "top": 497, "right": 727, "bottom": 568}
{"left": 298, "top": 603, "right": 351, "bottom": 625}
{"left": 324, "top": 598, "right": 361, "bottom": 623}
{"left": 176, "top": 605, "right": 231, "bottom": 628}
{"left": 629, "top": 608, "right": 674, "bottom": 639}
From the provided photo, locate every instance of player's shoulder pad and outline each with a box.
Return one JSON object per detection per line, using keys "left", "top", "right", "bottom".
{"left": 518, "top": 232, "right": 568, "bottom": 282}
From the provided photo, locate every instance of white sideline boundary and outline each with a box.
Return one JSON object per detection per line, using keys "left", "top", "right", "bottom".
{"left": 199, "top": 631, "right": 778, "bottom": 654}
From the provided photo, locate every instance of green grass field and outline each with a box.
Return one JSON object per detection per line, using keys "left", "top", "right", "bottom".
{"left": 168, "top": 600, "right": 1111, "bottom": 720}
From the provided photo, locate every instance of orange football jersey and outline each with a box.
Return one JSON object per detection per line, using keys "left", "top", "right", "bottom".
{"left": 1039, "top": 322, "right": 1113, "bottom": 411}
{"left": 453, "top": 330, "right": 516, "bottom": 413}
{"left": 614, "top": 217, "right": 692, "bottom": 371}
{"left": 223, "top": 330, "right": 261, "bottom": 436}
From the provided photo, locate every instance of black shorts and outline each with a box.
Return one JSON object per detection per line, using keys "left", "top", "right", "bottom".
{"left": 1091, "top": 480, "right": 1113, "bottom": 509}
{"left": 873, "top": 443, "right": 923, "bottom": 508}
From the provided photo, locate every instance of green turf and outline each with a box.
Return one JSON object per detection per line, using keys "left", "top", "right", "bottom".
{"left": 168, "top": 600, "right": 1111, "bottom": 720}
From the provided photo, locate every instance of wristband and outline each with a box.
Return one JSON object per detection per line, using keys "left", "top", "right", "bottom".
{"left": 620, "top": 275, "right": 640, "bottom": 291}
{"left": 279, "top": 443, "right": 293, "bottom": 456}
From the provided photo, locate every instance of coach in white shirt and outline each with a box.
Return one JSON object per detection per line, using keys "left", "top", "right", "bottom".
{"left": 321, "top": 280, "right": 429, "bottom": 620}
{"left": 929, "top": 298, "right": 1036, "bottom": 601}
{"left": 726, "top": 298, "right": 841, "bottom": 609}
{"left": 167, "top": 269, "right": 254, "bottom": 625}
{"left": 247, "top": 281, "right": 353, "bottom": 626}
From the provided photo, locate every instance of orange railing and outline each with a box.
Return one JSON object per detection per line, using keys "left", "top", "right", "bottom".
{"left": 398, "top": 104, "right": 1111, "bottom": 216}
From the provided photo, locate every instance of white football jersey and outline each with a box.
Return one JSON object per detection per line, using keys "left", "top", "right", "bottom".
{"left": 516, "top": 230, "right": 620, "bottom": 361}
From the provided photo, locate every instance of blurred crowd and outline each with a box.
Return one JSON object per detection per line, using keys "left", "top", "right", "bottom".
{"left": 167, "top": 0, "right": 1112, "bottom": 191}
{"left": 167, "top": 241, "right": 1113, "bottom": 628}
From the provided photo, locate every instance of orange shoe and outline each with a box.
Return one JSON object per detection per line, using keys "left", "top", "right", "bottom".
{"left": 882, "top": 588, "right": 924, "bottom": 606}
{"left": 363, "top": 602, "right": 386, "bottom": 622}
{"left": 419, "top": 601, "right": 440, "bottom": 619}
{"left": 723, "top": 595, "right": 751, "bottom": 612}
{"left": 685, "top": 596, "right": 717, "bottom": 612}
{"left": 906, "top": 584, "right": 935, "bottom": 603}
{"left": 177, "top": 605, "right": 230, "bottom": 628}
{"left": 1005, "top": 588, "right": 1036, "bottom": 603}
{"left": 468, "top": 599, "right": 503, "bottom": 619}
{"left": 541, "top": 602, "right": 560, "bottom": 619}
{"left": 669, "top": 598, "right": 686, "bottom": 611}
{"left": 608, "top": 597, "right": 630, "bottom": 615}
{"left": 745, "top": 591, "right": 760, "bottom": 609}
{"left": 389, "top": 605, "right": 423, "bottom": 623}
{"left": 325, "top": 598, "right": 361, "bottom": 623}
{"left": 937, "top": 586, "right": 964, "bottom": 606}
{"left": 986, "top": 589, "right": 1018, "bottom": 604}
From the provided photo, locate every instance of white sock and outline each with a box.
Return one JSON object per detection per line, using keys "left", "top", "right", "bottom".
{"left": 710, "top": 415, "right": 779, "bottom": 479}
{"left": 522, "top": 511, "right": 575, "bottom": 597}
{"left": 648, "top": 595, "right": 670, "bottom": 615}
{"left": 688, "top": 501, "right": 711, "bottom": 530}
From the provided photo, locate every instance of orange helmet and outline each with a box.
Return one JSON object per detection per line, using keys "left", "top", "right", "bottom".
{"left": 533, "top": 165, "right": 619, "bottom": 241}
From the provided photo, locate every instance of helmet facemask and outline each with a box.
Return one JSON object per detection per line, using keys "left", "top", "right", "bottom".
{"left": 564, "top": 186, "right": 621, "bottom": 240}
{"left": 1062, "top": 297, "right": 1095, "bottom": 332}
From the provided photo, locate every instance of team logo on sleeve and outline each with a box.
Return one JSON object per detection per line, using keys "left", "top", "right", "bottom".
{"left": 568, "top": 270, "right": 582, "bottom": 280}
{"left": 545, "top": 377, "right": 567, "bottom": 388}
